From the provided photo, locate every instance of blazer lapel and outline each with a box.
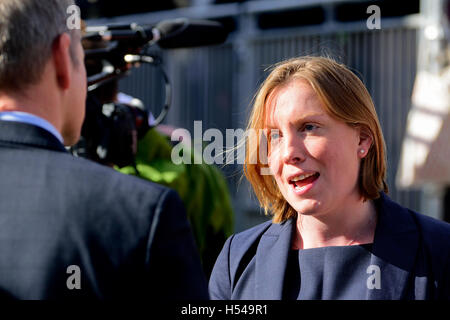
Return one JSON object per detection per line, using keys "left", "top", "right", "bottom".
{"left": 255, "top": 218, "right": 293, "bottom": 299}
{"left": 0, "top": 120, "right": 67, "bottom": 153}
{"left": 366, "top": 193, "right": 419, "bottom": 299}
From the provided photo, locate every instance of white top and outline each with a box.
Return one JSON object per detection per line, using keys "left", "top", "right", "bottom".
{"left": 0, "top": 111, "right": 64, "bottom": 144}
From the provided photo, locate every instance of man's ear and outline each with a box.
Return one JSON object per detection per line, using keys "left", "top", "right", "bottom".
{"left": 52, "top": 33, "right": 72, "bottom": 90}
{"left": 358, "top": 126, "right": 373, "bottom": 157}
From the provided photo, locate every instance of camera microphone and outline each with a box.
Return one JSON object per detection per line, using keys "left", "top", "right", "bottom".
{"left": 155, "top": 18, "right": 228, "bottom": 48}
{"left": 84, "top": 24, "right": 158, "bottom": 46}
{"left": 84, "top": 18, "right": 228, "bottom": 49}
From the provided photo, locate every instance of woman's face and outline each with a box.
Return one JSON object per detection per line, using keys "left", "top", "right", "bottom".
{"left": 266, "top": 79, "right": 369, "bottom": 218}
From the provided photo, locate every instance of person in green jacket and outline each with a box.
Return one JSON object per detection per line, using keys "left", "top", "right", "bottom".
{"left": 118, "top": 125, "right": 234, "bottom": 277}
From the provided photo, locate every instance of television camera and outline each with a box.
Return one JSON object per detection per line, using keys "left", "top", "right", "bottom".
{"left": 71, "top": 18, "right": 228, "bottom": 168}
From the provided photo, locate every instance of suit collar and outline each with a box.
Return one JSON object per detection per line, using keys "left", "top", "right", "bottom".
{"left": 367, "top": 192, "right": 419, "bottom": 299}
{"left": 254, "top": 193, "right": 419, "bottom": 300}
{"left": 0, "top": 120, "right": 67, "bottom": 153}
{"left": 255, "top": 218, "right": 293, "bottom": 299}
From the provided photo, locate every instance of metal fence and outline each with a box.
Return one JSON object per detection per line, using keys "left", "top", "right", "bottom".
{"left": 118, "top": 9, "right": 423, "bottom": 232}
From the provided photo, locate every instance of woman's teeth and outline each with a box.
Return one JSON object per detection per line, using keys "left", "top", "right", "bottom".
{"left": 291, "top": 172, "right": 316, "bottom": 182}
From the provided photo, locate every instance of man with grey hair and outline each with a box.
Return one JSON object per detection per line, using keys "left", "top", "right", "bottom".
{"left": 0, "top": 0, "right": 208, "bottom": 300}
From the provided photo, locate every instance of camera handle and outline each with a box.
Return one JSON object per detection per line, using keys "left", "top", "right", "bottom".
{"left": 87, "top": 54, "right": 172, "bottom": 128}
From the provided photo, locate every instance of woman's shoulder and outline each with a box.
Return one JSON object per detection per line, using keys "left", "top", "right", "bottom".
{"left": 392, "top": 200, "right": 450, "bottom": 276}
{"left": 410, "top": 208, "right": 450, "bottom": 245}
{"left": 376, "top": 193, "right": 450, "bottom": 270}
{"left": 223, "top": 218, "right": 292, "bottom": 264}
{"left": 228, "top": 219, "right": 274, "bottom": 248}
{"left": 210, "top": 219, "right": 275, "bottom": 291}
{"left": 379, "top": 192, "right": 450, "bottom": 240}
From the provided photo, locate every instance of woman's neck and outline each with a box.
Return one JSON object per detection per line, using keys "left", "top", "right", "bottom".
{"left": 292, "top": 198, "right": 377, "bottom": 250}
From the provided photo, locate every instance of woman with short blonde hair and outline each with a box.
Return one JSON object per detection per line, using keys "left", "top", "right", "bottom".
{"left": 209, "top": 56, "right": 450, "bottom": 300}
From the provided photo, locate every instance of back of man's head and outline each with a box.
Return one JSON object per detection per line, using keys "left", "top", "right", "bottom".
{"left": 0, "top": 0, "right": 78, "bottom": 93}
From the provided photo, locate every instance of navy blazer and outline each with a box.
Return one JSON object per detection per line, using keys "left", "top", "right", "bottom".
{"left": 0, "top": 120, "right": 208, "bottom": 299}
{"left": 209, "top": 193, "right": 450, "bottom": 300}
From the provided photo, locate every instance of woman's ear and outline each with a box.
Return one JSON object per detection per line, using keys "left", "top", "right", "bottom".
{"left": 358, "top": 126, "right": 373, "bottom": 158}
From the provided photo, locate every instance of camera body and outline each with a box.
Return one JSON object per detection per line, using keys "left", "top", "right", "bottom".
{"left": 72, "top": 19, "right": 227, "bottom": 167}
{"left": 72, "top": 93, "right": 150, "bottom": 168}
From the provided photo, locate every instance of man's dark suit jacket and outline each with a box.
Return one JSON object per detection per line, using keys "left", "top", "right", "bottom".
{"left": 0, "top": 120, "right": 208, "bottom": 299}
{"left": 209, "top": 192, "right": 450, "bottom": 300}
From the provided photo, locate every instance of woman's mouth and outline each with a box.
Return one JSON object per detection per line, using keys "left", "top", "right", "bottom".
{"left": 289, "top": 172, "right": 320, "bottom": 195}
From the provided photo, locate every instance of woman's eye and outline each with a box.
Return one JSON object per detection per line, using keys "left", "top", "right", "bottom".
{"left": 303, "top": 124, "right": 317, "bottom": 132}
{"left": 269, "top": 130, "right": 280, "bottom": 141}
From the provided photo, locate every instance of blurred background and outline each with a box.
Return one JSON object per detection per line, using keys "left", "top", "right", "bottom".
{"left": 78, "top": 0, "right": 450, "bottom": 234}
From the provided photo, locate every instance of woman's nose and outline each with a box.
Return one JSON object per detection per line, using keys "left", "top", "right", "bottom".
{"left": 282, "top": 134, "right": 305, "bottom": 164}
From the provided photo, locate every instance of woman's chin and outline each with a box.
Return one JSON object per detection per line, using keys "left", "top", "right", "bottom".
{"left": 290, "top": 198, "right": 322, "bottom": 216}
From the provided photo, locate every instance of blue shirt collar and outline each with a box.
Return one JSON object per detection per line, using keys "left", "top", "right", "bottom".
{"left": 0, "top": 111, "right": 64, "bottom": 144}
